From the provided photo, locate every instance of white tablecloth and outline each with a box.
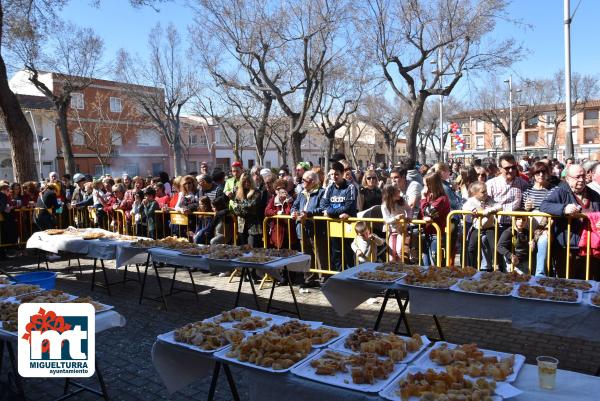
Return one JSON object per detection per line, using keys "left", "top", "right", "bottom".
{"left": 321, "top": 263, "right": 600, "bottom": 341}
{"left": 148, "top": 249, "right": 311, "bottom": 280}
{"left": 152, "top": 338, "right": 600, "bottom": 400}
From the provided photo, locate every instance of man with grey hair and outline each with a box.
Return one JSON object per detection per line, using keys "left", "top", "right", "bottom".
{"left": 541, "top": 163, "right": 600, "bottom": 279}
{"left": 198, "top": 174, "right": 222, "bottom": 202}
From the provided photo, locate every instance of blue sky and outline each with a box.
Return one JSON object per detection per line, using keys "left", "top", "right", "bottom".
{"left": 58, "top": 0, "right": 600, "bottom": 100}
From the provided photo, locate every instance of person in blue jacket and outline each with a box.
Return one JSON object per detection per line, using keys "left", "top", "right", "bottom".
{"left": 540, "top": 164, "right": 600, "bottom": 279}
{"left": 321, "top": 161, "right": 357, "bottom": 271}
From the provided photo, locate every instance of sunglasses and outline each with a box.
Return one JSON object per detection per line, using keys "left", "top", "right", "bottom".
{"left": 366, "top": 176, "right": 377, "bottom": 180}
{"left": 500, "top": 165, "right": 517, "bottom": 172}
{"left": 477, "top": 173, "right": 486, "bottom": 177}
{"left": 302, "top": 178, "right": 312, "bottom": 183}
{"left": 533, "top": 171, "right": 546, "bottom": 176}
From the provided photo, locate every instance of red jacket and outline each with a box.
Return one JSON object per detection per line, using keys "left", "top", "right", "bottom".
{"left": 264, "top": 195, "right": 296, "bottom": 248}
{"left": 419, "top": 194, "right": 450, "bottom": 235}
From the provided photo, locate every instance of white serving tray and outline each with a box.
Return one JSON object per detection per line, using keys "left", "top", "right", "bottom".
{"left": 379, "top": 366, "right": 521, "bottom": 401}
{"left": 328, "top": 331, "right": 430, "bottom": 364}
{"left": 291, "top": 348, "right": 407, "bottom": 393}
{"left": 449, "top": 279, "right": 514, "bottom": 297}
{"left": 205, "top": 308, "right": 291, "bottom": 332}
{"left": 583, "top": 292, "right": 600, "bottom": 308}
{"left": 471, "top": 270, "right": 536, "bottom": 284}
{"left": 233, "top": 255, "right": 282, "bottom": 265}
{"left": 413, "top": 341, "right": 525, "bottom": 383}
{"left": 308, "top": 326, "right": 354, "bottom": 348}
{"left": 511, "top": 284, "right": 583, "bottom": 304}
{"left": 214, "top": 343, "right": 318, "bottom": 373}
{"left": 533, "top": 277, "right": 597, "bottom": 293}
{"left": 156, "top": 329, "right": 234, "bottom": 354}
{"left": 398, "top": 278, "right": 457, "bottom": 290}
{"left": 0, "top": 284, "right": 42, "bottom": 300}
{"left": 7, "top": 291, "right": 78, "bottom": 304}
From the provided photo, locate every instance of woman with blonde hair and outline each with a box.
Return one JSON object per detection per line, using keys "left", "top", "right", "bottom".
{"left": 231, "top": 173, "right": 262, "bottom": 247}
{"left": 175, "top": 175, "right": 198, "bottom": 213}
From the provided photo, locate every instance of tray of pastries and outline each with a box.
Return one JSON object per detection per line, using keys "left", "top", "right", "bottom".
{"left": 474, "top": 270, "right": 533, "bottom": 283}
{"left": 375, "top": 262, "right": 421, "bottom": 274}
{"left": 268, "top": 319, "right": 349, "bottom": 347}
{"left": 214, "top": 331, "right": 315, "bottom": 372}
{"left": 379, "top": 367, "right": 519, "bottom": 401}
{"left": 513, "top": 284, "right": 582, "bottom": 303}
{"left": 0, "top": 284, "right": 41, "bottom": 299}
{"left": 352, "top": 270, "right": 406, "bottom": 283}
{"left": 235, "top": 255, "right": 279, "bottom": 264}
{"left": 158, "top": 321, "right": 245, "bottom": 353}
{"left": 534, "top": 277, "right": 595, "bottom": 292}
{"left": 178, "top": 246, "right": 212, "bottom": 256}
{"left": 451, "top": 279, "right": 514, "bottom": 296}
{"left": 291, "top": 349, "right": 404, "bottom": 393}
{"left": 206, "top": 248, "right": 246, "bottom": 260}
{"left": 44, "top": 228, "right": 66, "bottom": 235}
{"left": 329, "top": 328, "right": 429, "bottom": 364}
{"left": 14, "top": 290, "right": 77, "bottom": 304}
{"left": 587, "top": 292, "right": 600, "bottom": 308}
{"left": 81, "top": 232, "right": 106, "bottom": 240}
{"left": 257, "top": 248, "right": 299, "bottom": 258}
{"left": 208, "top": 308, "right": 288, "bottom": 332}
{"left": 72, "top": 296, "right": 114, "bottom": 313}
{"left": 414, "top": 342, "right": 524, "bottom": 383}
{"left": 0, "top": 302, "right": 18, "bottom": 333}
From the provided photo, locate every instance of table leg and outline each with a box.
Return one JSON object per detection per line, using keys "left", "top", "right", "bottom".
{"left": 121, "top": 264, "right": 129, "bottom": 285}
{"left": 374, "top": 289, "right": 391, "bottom": 331}
{"left": 138, "top": 254, "right": 151, "bottom": 305}
{"left": 266, "top": 273, "right": 277, "bottom": 313}
{"left": 100, "top": 260, "right": 112, "bottom": 296}
{"left": 285, "top": 267, "right": 301, "bottom": 319}
{"left": 223, "top": 364, "right": 240, "bottom": 401}
{"left": 188, "top": 268, "right": 200, "bottom": 303}
{"left": 433, "top": 315, "right": 446, "bottom": 341}
{"left": 95, "top": 360, "right": 110, "bottom": 401}
{"left": 234, "top": 267, "right": 245, "bottom": 308}
{"left": 168, "top": 266, "right": 178, "bottom": 296}
{"left": 207, "top": 361, "right": 222, "bottom": 401}
{"left": 393, "top": 290, "right": 411, "bottom": 336}
{"left": 153, "top": 262, "right": 168, "bottom": 311}
{"left": 7, "top": 342, "right": 25, "bottom": 401}
{"left": 77, "top": 258, "right": 82, "bottom": 275}
{"left": 246, "top": 268, "right": 261, "bottom": 311}
{"left": 91, "top": 258, "right": 98, "bottom": 292}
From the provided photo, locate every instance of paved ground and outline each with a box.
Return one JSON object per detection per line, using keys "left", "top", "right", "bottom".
{"left": 1, "top": 253, "right": 600, "bottom": 401}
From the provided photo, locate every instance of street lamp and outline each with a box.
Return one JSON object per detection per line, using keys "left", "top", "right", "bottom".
{"left": 431, "top": 52, "right": 444, "bottom": 162}
{"left": 503, "top": 76, "right": 522, "bottom": 154}
{"left": 37, "top": 137, "right": 49, "bottom": 181}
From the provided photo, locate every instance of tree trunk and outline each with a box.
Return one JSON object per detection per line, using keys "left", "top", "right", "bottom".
{"left": 325, "top": 135, "right": 335, "bottom": 172}
{"left": 550, "top": 124, "right": 559, "bottom": 159}
{"left": 419, "top": 146, "right": 427, "bottom": 165}
{"left": 57, "top": 103, "right": 76, "bottom": 176}
{"left": 406, "top": 99, "right": 426, "bottom": 162}
{"left": 0, "top": 68, "right": 37, "bottom": 181}
{"left": 173, "top": 138, "right": 184, "bottom": 176}
{"left": 290, "top": 132, "right": 304, "bottom": 168}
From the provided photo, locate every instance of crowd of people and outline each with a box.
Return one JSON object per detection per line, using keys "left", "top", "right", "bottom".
{"left": 1, "top": 152, "right": 599, "bottom": 283}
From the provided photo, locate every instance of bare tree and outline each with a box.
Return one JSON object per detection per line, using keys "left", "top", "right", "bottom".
{"left": 268, "top": 113, "right": 291, "bottom": 168}
{"left": 534, "top": 71, "right": 599, "bottom": 157}
{"left": 10, "top": 22, "right": 104, "bottom": 176}
{"left": 116, "top": 23, "right": 197, "bottom": 176}
{"left": 362, "top": 0, "right": 522, "bottom": 161}
{"left": 341, "top": 118, "right": 370, "bottom": 168}
{"left": 193, "top": 0, "right": 348, "bottom": 167}
{"left": 360, "top": 95, "right": 409, "bottom": 165}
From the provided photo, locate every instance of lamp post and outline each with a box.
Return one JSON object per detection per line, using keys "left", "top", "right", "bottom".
{"left": 504, "top": 76, "right": 514, "bottom": 154}
{"left": 37, "top": 137, "right": 49, "bottom": 181}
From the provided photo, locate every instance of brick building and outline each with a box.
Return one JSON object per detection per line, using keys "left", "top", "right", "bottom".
{"left": 450, "top": 100, "right": 600, "bottom": 161}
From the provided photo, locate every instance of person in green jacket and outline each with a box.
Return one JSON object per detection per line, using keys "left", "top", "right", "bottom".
{"left": 224, "top": 161, "right": 244, "bottom": 208}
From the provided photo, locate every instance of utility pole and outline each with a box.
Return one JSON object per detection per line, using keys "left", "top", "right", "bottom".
{"left": 564, "top": 0, "right": 574, "bottom": 159}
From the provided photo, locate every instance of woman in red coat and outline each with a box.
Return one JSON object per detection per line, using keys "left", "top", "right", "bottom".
{"left": 419, "top": 171, "right": 450, "bottom": 267}
{"left": 264, "top": 179, "right": 296, "bottom": 249}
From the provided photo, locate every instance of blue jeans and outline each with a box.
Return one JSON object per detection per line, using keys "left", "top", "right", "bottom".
{"left": 422, "top": 234, "right": 441, "bottom": 267}
{"left": 535, "top": 233, "right": 548, "bottom": 276}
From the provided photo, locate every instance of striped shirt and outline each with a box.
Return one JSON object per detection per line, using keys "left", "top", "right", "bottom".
{"left": 486, "top": 176, "right": 529, "bottom": 225}
{"left": 522, "top": 187, "right": 549, "bottom": 210}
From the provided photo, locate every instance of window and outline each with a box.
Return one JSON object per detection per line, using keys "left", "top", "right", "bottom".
{"left": 475, "top": 135, "right": 484, "bottom": 150}
{"left": 526, "top": 132, "right": 538, "bottom": 146}
{"left": 248, "top": 159, "right": 255, "bottom": 169}
{"left": 461, "top": 121, "right": 471, "bottom": 135}
{"left": 71, "top": 93, "right": 84, "bottom": 110}
{"left": 544, "top": 112, "right": 556, "bottom": 127}
{"left": 463, "top": 135, "right": 471, "bottom": 149}
{"left": 186, "top": 161, "right": 198, "bottom": 173}
{"left": 265, "top": 161, "right": 272, "bottom": 169}
{"left": 152, "top": 163, "right": 163, "bottom": 176}
{"left": 475, "top": 120, "right": 485, "bottom": 133}
{"left": 584, "top": 128, "right": 598, "bottom": 143}
{"left": 72, "top": 130, "right": 85, "bottom": 145}
{"left": 493, "top": 134, "right": 502, "bottom": 147}
{"left": 526, "top": 116, "right": 538, "bottom": 128}
{"left": 137, "top": 129, "right": 161, "bottom": 146}
{"left": 94, "top": 165, "right": 109, "bottom": 176}
{"left": 189, "top": 134, "right": 198, "bottom": 145}
{"left": 546, "top": 132, "right": 553, "bottom": 146}
{"left": 109, "top": 97, "right": 122, "bottom": 113}
{"left": 111, "top": 131, "right": 122, "bottom": 146}
{"left": 584, "top": 109, "right": 599, "bottom": 122}
{"left": 123, "top": 164, "right": 139, "bottom": 177}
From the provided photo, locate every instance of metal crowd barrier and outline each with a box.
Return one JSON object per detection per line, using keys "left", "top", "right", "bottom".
{"left": 262, "top": 215, "right": 442, "bottom": 275}
{"left": 446, "top": 210, "right": 594, "bottom": 280}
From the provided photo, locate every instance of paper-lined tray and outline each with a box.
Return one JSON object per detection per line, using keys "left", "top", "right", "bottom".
{"left": 449, "top": 279, "right": 514, "bottom": 297}
{"left": 583, "top": 292, "right": 600, "bottom": 308}
{"left": 398, "top": 278, "right": 457, "bottom": 290}
{"left": 6, "top": 291, "right": 78, "bottom": 304}
{"left": 328, "top": 331, "right": 430, "bottom": 364}
{"left": 413, "top": 341, "right": 525, "bottom": 383}
{"left": 472, "top": 270, "right": 536, "bottom": 284}
{"left": 310, "top": 326, "right": 354, "bottom": 348}
{"left": 205, "top": 308, "right": 290, "bottom": 332}
{"left": 533, "top": 277, "right": 597, "bottom": 293}
{"left": 512, "top": 284, "right": 583, "bottom": 304}
{"left": 156, "top": 330, "right": 236, "bottom": 354}
{"left": 214, "top": 344, "right": 318, "bottom": 373}
{"left": 291, "top": 349, "right": 407, "bottom": 393}
{"left": 233, "top": 255, "right": 282, "bottom": 265}
{"left": 379, "top": 366, "right": 521, "bottom": 401}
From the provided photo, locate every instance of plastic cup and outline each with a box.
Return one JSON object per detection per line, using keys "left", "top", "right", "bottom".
{"left": 537, "top": 356, "right": 558, "bottom": 389}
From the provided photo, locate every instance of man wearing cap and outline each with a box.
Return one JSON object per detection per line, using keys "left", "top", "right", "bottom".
{"left": 69, "top": 174, "right": 87, "bottom": 205}
{"left": 224, "top": 161, "right": 243, "bottom": 199}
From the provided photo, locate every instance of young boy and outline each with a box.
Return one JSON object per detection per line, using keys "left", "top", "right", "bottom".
{"left": 142, "top": 187, "right": 161, "bottom": 239}
{"left": 497, "top": 215, "right": 533, "bottom": 274}
{"left": 462, "top": 181, "right": 502, "bottom": 270}
{"left": 351, "top": 221, "right": 384, "bottom": 264}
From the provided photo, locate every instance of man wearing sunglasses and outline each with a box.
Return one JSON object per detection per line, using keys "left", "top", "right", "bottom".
{"left": 541, "top": 164, "right": 600, "bottom": 279}
{"left": 486, "top": 153, "right": 529, "bottom": 271}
